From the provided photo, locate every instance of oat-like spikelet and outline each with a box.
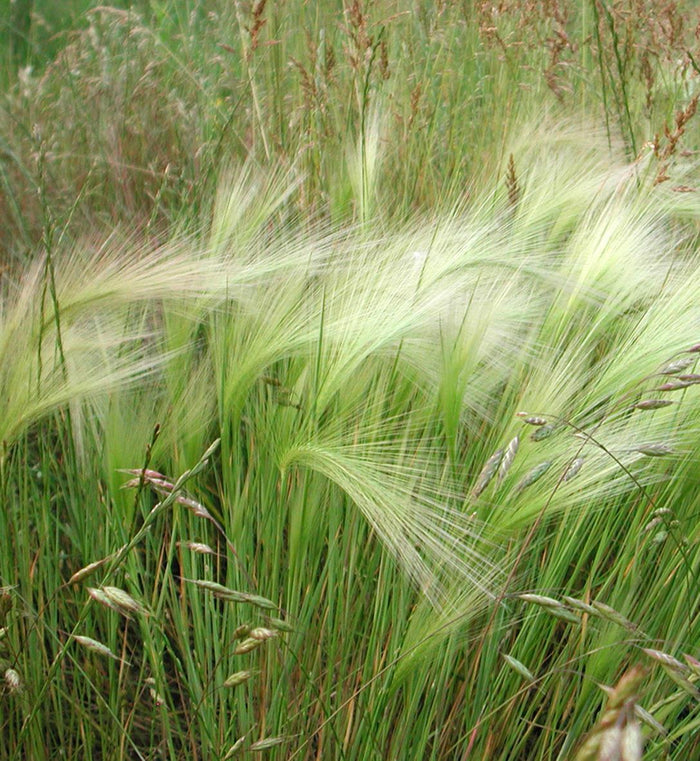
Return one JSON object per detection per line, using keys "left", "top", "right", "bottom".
{"left": 74, "top": 635, "right": 125, "bottom": 663}
{"left": 633, "top": 399, "right": 674, "bottom": 411}
{"left": 88, "top": 586, "right": 148, "bottom": 617}
{"left": 497, "top": 435, "right": 519, "bottom": 484}
{"left": 470, "top": 447, "right": 504, "bottom": 499}
{"left": 502, "top": 653, "right": 535, "bottom": 684}
{"left": 519, "top": 593, "right": 564, "bottom": 609}
{"left": 234, "top": 637, "right": 264, "bottom": 655}
{"left": 574, "top": 667, "right": 645, "bottom": 761}
{"left": 223, "top": 670, "right": 255, "bottom": 688}
{"left": 516, "top": 412, "right": 547, "bottom": 426}
{"left": 224, "top": 737, "right": 248, "bottom": 758}
{"left": 563, "top": 457, "right": 584, "bottom": 482}
{"left": 249, "top": 627, "right": 278, "bottom": 641}
{"left": 658, "top": 357, "right": 695, "bottom": 375}
{"left": 641, "top": 648, "right": 686, "bottom": 671}
{"left": 531, "top": 424, "right": 558, "bottom": 442}
{"left": 516, "top": 461, "right": 552, "bottom": 492}
{"left": 248, "top": 736, "right": 290, "bottom": 751}
{"left": 635, "top": 443, "right": 673, "bottom": 457}
{"left": 4, "top": 668, "right": 21, "bottom": 692}
{"left": 186, "top": 579, "right": 278, "bottom": 610}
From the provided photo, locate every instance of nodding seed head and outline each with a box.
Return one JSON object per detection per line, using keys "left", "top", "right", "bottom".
{"left": 563, "top": 457, "right": 584, "bottom": 482}
{"left": 516, "top": 412, "right": 547, "bottom": 426}
{"left": 497, "top": 435, "right": 519, "bottom": 484}
{"left": 659, "top": 357, "right": 694, "bottom": 375}
{"left": 470, "top": 447, "right": 504, "bottom": 499}
{"left": 633, "top": 399, "right": 674, "bottom": 411}
{"left": 4, "top": 668, "right": 20, "bottom": 692}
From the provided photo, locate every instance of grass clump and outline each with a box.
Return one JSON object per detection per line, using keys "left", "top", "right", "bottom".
{"left": 1, "top": 2, "right": 700, "bottom": 760}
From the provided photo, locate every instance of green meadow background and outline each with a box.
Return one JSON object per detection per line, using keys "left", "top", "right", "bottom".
{"left": 1, "top": 2, "right": 700, "bottom": 759}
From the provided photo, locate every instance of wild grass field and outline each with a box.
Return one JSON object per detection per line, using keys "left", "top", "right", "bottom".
{"left": 1, "top": 2, "right": 700, "bottom": 759}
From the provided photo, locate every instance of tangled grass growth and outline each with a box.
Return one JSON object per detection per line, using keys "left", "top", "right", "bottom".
{"left": 1, "top": 128, "right": 700, "bottom": 758}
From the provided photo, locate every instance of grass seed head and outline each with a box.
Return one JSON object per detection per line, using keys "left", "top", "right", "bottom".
{"left": 635, "top": 443, "right": 673, "bottom": 457}
{"left": 224, "top": 737, "right": 247, "bottom": 758}
{"left": 661, "top": 668, "right": 700, "bottom": 699}
{"left": 87, "top": 587, "right": 119, "bottom": 612}
{"left": 471, "top": 447, "right": 504, "bottom": 499}
{"left": 516, "top": 412, "right": 547, "bottom": 426}
{"left": 265, "top": 616, "right": 295, "bottom": 632}
{"left": 620, "top": 718, "right": 643, "bottom": 761}
{"left": 548, "top": 607, "right": 581, "bottom": 624}
{"left": 497, "top": 435, "right": 519, "bottom": 484}
{"left": 249, "top": 736, "right": 290, "bottom": 751}
{"left": 591, "top": 601, "right": 637, "bottom": 632}
{"left": 633, "top": 399, "right": 674, "bottom": 411}
{"left": 516, "top": 460, "right": 552, "bottom": 492}
{"left": 641, "top": 648, "right": 686, "bottom": 672}
{"left": 223, "top": 670, "right": 255, "bottom": 687}
{"left": 656, "top": 379, "right": 694, "bottom": 391}
{"left": 502, "top": 653, "right": 536, "bottom": 684}
{"left": 177, "top": 541, "right": 216, "bottom": 555}
{"left": 69, "top": 557, "right": 111, "bottom": 584}
{"left": 234, "top": 637, "right": 264, "bottom": 655}
{"left": 100, "top": 586, "right": 149, "bottom": 616}
{"left": 74, "top": 635, "right": 124, "bottom": 663}
{"left": 249, "top": 627, "right": 278, "bottom": 641}
{"left": 563, "top": 457, "right": 584, "bottom": 482}
{"left": 683, "top": 654, "right": 700, "bottom": 677}
{"left": 4, "top": 668, "right": 21, "bottom": 692}
{"left": 531, "top": 423, "right": 557, "bottom": 441}
{"left": 563, "top": 596, "right": 597, "bottom": 615}
{"left": 519, "top": 593, "right": 563, "bottom": 609}
{"left": 176, "top": 495, "right": 214, "bottom": 519}
{"left": 659, "top": 357, "right": 694, "bottom": 375}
